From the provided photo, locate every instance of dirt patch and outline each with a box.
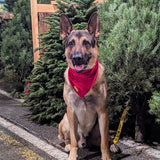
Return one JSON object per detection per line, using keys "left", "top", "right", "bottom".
{"left": 0, "top": 78, "right": 12, "bottom": 93}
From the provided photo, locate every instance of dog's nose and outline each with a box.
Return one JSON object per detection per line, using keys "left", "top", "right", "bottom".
{"left": 71, "top": 52, "right": 83, "bottom": 65}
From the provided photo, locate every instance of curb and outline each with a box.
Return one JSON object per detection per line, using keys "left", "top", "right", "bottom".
{"left": 0, "top": 116, "right": 68, "bottom": 160}
{"left": 119, "top": 139, "right": 160, "bottom": 159}
{"left": 0, "top": 89, "right": 24, "bottom": 103}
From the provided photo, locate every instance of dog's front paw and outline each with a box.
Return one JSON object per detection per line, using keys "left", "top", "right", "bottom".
{"left": 101, "top": 152, "right": 111, "bottom": 160}
{"left": 65, "top": 144, "right": 71, "bottom": 152}
{"left": 68, "top": 147, "right": 78, "bottom": 160}
{"left": 68, "top": 153, "right": 77, "bottom": 160}
{"left": 110, "top": 144, "right": 121, "bottom": 153}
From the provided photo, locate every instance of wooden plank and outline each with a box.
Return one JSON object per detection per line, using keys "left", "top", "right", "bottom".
{"left": 38, "top": 12, "right": 52, "bottom": 34}
{"left": 0, "top": 12, "right": 13, "bottom": 19}
{"left": 51, "top": 1, "right": 57, "bottom": 5}
{"left": 38, "top": 12, "right": 52, "bottom": 55}
{"left": 94, "top": 0, "right": 104, "bottom": 3}
{"left": 30, "top": 0, "right": 40, "bottom": 62}
{"left": 30, "top": 1, "right": 58, "bottom": 62}
{"left": 37, "top": 4, "right": 58, "bottom": 13}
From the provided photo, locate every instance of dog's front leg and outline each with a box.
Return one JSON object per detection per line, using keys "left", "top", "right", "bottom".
{"left": 67, "top": 106, "right": 78, "bottom": 160}
{"left": 98, "top": 108, "right": 111, "bottom": 160}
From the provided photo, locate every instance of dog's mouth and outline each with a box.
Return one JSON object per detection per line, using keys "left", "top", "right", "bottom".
{"left": 74, "top": 64, "right": 85, "bottom": 72}
{"left": 71, "top": 52, "right": 91, "bottom": 73}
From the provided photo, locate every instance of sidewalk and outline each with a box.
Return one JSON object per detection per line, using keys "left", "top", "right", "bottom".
{"left": 0, "top": 89, "right": 160, "bottom": 160}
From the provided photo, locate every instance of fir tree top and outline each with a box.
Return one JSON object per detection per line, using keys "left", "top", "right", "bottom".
{"left": 24, "top": 0, "right": 98, "bottom": 125}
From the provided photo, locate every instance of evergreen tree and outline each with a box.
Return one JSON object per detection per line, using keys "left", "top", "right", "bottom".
{"left": 0, "top": 17, "right": 5, "bottom": 77}
{"left": 5, "top": 0, "right": 17, "bottom": 12}
{"left": 1, "top": 0, "right": 33, "bottom": 95}
{"left": 98, "top": 0, "right": 160, "bottom": 142}
{"left": 149, "top": 92, "right": 160, "bottom": 124}
{"left": 24, "top": 0, "right": 97, "bottom": 125}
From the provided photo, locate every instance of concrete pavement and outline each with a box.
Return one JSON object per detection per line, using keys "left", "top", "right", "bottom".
{"left": 0, "top": 117, "right": 67, "bottom": 160}
{"left": 0, "top": 125, "right": 48, "bottom": 160}
{"left": 0, "top": 89, "right": 160, "bottom": 160}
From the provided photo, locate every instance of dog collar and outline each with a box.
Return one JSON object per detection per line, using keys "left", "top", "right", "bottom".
{"left": 68, "top": 59, "right": 99, "bottom": 98}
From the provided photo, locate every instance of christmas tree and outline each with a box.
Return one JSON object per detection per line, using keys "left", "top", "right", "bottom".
{"left": 98, "top": 0, "right": 160, "bottom": 142}
{"left": 24, "top": 0, "right": 97, "bottom": 126}
{"left": 1, "top": 0, "right": 33, "bottom": 95}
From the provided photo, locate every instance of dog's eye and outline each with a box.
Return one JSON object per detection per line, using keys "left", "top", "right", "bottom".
{"left": 83, "top": 40, "right": 91, "bottom": 48}
{"left": 68, "top": 40, "right": 75, "bottom": 47}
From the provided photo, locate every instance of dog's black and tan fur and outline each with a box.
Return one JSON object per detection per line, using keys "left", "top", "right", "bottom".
{"left": 59, "top": 13, "right": 118, "bottom": 160}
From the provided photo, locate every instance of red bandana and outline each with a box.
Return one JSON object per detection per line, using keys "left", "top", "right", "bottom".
{"left": 68, "top": 59, "right": 99, "bottom": 98}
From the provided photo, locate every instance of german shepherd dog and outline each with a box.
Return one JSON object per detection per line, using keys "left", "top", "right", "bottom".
{"left": 59, "top": 13, "right": 118, "bottom": 160}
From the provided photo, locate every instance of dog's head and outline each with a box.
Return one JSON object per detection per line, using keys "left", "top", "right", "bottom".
{"left": 60, "top": 13, "right": 100, "bottom": 73}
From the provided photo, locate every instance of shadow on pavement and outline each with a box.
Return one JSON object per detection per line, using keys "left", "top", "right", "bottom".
{"left": 59, "top": 142, "right": 131, "bottom": 160}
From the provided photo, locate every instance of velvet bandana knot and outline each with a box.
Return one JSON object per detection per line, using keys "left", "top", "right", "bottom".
{"left": 68, "top": 59, "right": 99, "bottom": 98}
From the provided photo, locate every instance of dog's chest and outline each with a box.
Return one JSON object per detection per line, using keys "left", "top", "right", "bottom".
{"left": 74, "top": 98, "right": 97, "bottom": 135}
{"left": 66, "top": 89, "right": 102, "bottom": 135}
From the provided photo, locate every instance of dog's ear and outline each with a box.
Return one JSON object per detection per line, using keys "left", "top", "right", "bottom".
{"left": 60, "top": 14, "right": 74, "bottom": 39}
{"left": 86, "top": 12, "right": 100, "bottom": 38}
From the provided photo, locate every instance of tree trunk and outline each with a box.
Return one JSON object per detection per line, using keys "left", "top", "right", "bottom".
{"left": 135, "top": 112, "right": 145, "bottom": 142}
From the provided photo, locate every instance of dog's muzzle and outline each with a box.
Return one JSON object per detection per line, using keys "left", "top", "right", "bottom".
{"left": 72, "top": 52, "right": 83, "bottom": 66}
{"left": 71, "top": 52, "right": 91, "bottom": 73}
